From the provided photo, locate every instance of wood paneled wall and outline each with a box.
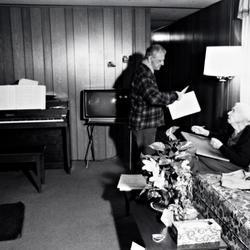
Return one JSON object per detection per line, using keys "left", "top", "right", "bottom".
{"left": 0, "top": 5, "right": 150, "bottom": 161}
{"left": 155, "top": 0, "right": 241, "bottom": 130}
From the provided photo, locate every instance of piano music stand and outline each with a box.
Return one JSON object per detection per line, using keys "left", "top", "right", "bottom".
{"left": 83, "top": 119, "right": 132, "bottom": 171}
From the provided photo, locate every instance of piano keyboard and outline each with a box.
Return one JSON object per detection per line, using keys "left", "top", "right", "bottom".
{"left": 0, "top": 118, "right": 64, "bottom": 124}
{"left": 0, "top": 99, "right": 68, "bottom": 125}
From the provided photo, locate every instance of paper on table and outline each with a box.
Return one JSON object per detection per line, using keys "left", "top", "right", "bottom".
{"left": 130, "top": 242, "right": 145, "bottom": 250}
{"left": 221, "top": 170, "right": 250, "bottom": 189}
{"left": 117, "top": 174, "right": 146, "bottom": 191}
{"left": 221, "top": 178, "right": 250, "bottom": 189}
{"left": 168, "top": 91, "right": 201, "bottom": 120}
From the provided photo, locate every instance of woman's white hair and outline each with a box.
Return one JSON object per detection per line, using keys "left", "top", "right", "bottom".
{"left": 235, "top": 102, "right": 250, "bottom": 122}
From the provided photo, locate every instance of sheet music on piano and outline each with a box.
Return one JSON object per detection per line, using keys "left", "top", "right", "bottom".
{"left": 18, "top": 78, "right": 39, "bottom": 86}
{"left": 0, "top": 85, "right": 46, "bottom": 111}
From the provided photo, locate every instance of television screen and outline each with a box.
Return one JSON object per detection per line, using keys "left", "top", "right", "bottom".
{"left": 80, "top": 89, "right": 130, "bottom": 123}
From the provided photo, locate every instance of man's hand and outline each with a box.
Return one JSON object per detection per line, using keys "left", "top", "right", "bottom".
{"left": 210, "top": 138, "right": 223, "bottom": 149}
{"left": 191, "top": 125, "right": 209, "bottom": 136}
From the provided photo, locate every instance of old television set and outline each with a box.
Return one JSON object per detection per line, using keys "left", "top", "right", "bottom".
{"left": 80, "top": 89, "right": 130, "bottom": 124}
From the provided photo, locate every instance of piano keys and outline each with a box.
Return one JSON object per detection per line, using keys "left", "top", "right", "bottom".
{"left": 0, "top": 119, "right": 64, "bottom": 124}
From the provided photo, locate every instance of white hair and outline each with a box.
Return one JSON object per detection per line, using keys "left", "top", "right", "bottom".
{"left": 235, "top": 102, "right": 250, "bottom": 122}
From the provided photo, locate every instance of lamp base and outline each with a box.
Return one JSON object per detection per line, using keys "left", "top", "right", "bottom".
{"left": 217, "top": 76, "right": 233, "bottom": 82}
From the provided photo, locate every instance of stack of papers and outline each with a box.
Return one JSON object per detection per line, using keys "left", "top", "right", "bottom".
{"left": 117, "top": 174, "right": 146, "bottom": 191}
{"left": 221, "top": 170, "right": 250, "bottom": 189}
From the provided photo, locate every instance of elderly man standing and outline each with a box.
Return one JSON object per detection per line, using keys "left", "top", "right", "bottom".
{"left": 129, "top": 44, "right": 183, "bottom": 173}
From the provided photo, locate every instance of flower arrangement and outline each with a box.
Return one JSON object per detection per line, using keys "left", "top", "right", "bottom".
{"left": 139, "top": 126, "right": 198, "bottom": 221}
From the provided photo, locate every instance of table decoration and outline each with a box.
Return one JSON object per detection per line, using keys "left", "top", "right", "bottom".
{"left": 138, "top": 126, "right": 198, "bottom": 221}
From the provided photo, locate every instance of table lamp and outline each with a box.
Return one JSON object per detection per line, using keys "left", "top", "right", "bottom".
{"left": 203, "top": 46, "right": 242, "bottom": 118}
{"left": 204, "top": 46, "right": 242, "bottom": 82}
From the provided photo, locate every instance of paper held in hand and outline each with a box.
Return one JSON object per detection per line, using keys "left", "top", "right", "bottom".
{"left": 168, "top": 90, "right": 201, "bottom": 120}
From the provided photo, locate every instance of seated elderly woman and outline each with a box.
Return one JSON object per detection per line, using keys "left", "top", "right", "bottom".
{"left": 191, "top": 102, "right": 250, "bottom": 173}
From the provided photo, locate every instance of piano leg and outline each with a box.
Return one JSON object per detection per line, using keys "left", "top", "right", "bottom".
{"left": 62, "top": 126, "right": 71, "bottom": 174}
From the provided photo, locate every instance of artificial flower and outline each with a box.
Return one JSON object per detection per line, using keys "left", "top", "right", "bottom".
{"left": 142, "top": 158, "right": 157, "bottom": 172}
{"left": 149, "top": 142, "right": 165, "bottom": 151}
{"left": 151, "top": 170, "right": 165, "bottom": 189}
{"left": 181, "top": 159, "right": 191, "bottom": 171}
{"left": 139, "top": 126, "right": 195, "bottom": 221}
{"left": 166, "top": 126, "right": 180, "bottom": 141}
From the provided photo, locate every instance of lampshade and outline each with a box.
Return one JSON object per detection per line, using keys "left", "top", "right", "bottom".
{"left": 203, "top": 46, "right": 242, "bottom": 77}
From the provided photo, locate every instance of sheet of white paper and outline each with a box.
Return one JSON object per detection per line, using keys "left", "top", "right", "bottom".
{"left": 18, "top": 78, "right": 39, "bottom": 85}
{"left": 181, "top": 131, "right": 229, "bottom": 162}
{"left": 221, "top": 178, "right": 250, "bottom": 189}
{"left": 161, "top": 208, "right": 173, "bottom": 227}
{"left": 0, "top": 85, "right": 46, "bottom": 110}
{"left": 130, "top": 242, "right": 145, "bottom": 250}
{"left": 181, "top": 85, "right": 189, "bottom": 94}
{"left": 168, "top": 91, "right": 201, "bottom": 120}
{"left": 117, "top": 174, "right": 146, "bottom": 191}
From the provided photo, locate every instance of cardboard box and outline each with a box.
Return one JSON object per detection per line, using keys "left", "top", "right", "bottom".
{"left": 0, "top": 85, "right": 46, "bottom": 110}
{"left": 171, "top": 218, "right": 221, "bottom": 246}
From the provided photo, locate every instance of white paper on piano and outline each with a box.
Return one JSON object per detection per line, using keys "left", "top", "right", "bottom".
{"left": 0, "top": 85, "right": 46, "bottom": 110}
{"left": 18, "top": 78, "right": 39, "bottom": 85}
{"left": 168, "top": 91, "right": 201, "bottom": 120}
{"left": 117, "top": 174, "right": 146, "bottom": 191}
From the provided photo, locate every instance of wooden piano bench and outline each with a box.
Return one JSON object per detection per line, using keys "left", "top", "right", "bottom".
{"left": 0, "top": 146, "right": 46, "bottom": 193}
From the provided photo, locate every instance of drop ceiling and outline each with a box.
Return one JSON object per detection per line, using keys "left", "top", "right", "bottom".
{"left": 0, "top": 0, "right": 222, "bottom": 31}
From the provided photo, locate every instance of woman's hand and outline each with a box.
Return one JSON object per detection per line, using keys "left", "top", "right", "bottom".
{"left": 191, "top": 125, "right": 209, "bottom": 136}
{"left": 210, "top": 138, "right": 223, "bottom": 149}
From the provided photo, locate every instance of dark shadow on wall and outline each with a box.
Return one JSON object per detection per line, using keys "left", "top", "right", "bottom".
{"left": 113, "top": 53, "right": 144, "bottom": 90}
{"left": 109, "top": 53, "right": 144, "bottom": 170}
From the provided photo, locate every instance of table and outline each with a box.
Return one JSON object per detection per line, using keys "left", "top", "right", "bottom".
{"left": 127, "top": 200, "right": 228, "bottom": 250}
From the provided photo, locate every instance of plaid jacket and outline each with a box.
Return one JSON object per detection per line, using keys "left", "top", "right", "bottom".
{"left": 129, "top": 63, "right": 178, "bottom": 131}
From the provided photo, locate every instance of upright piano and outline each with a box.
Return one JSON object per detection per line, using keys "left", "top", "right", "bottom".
{"left": 0, "top": 98, "right": 71, "bottom": 173}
